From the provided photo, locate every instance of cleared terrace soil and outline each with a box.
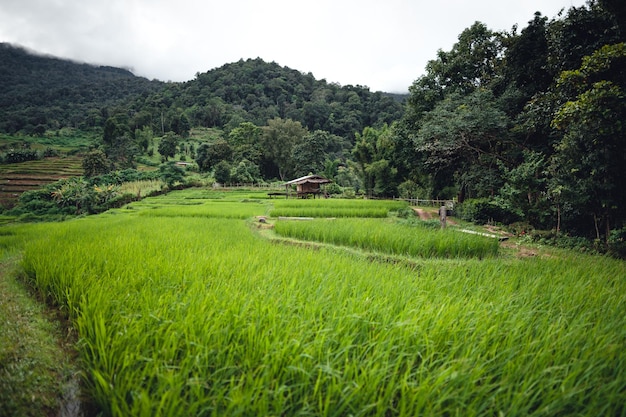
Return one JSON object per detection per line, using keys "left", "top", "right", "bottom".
{"left": 413, "top": 207, "right": 434, "bottom": 220}
{"left": 0, "top": 156, "right": 84, "bottom": 207}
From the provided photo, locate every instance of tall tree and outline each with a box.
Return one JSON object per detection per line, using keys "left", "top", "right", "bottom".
{"left": 261, "top": 117, "right": 307, "bottom": 180}
{"left": 82, "top": 149, "right": 110, "bottom": 177}
{"left": 352, "top": 125, "right": 398, "bottom": 197}
{"left": 135, "top": 126, "right": 153, "bottom": 152}
{"left": 415, "top": 90, "right": 510, "bottom": 200}
{"left": 195, "top": 141, "right": 232, "bottom": 172}
{"left": 504, "top": 13, "right": 552, "bottom": 102}
{"left": 551, "top": 43, "right": 626, "bottom": 240}
{"left": 103, "top": 116, "right": 129, "bottom": 147}
{"left": 598, "top": 0, "right": 626, "bottom": 34}
{"left": 103, "top": 119, "right": 138, "bottom": 170}
{"left": 497, "top": 150, "right": 549, "bottom": 226}
{"left": 158, "top": 132, "right": 179, "bottom": 161}
{"left": 426, "top": 22, "right": 505, "bottom": 95}
{"left": 547, "top": 1, "right": 622, "bottom": 74}
{"left": 228, "top": 122, "right": 262, "bottom": 165}
{"left": 170, "top": 112, "right": 190, "bottom": 138}
{"left": 292, "top": 130, "right": 332, "bottom": 178}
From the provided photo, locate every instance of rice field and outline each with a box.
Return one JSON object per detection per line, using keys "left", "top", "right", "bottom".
{"left": 274, "top": 218, "right": 499, "bottom": 258}
{"left": 135, "top": 200, "right": 269, "bottom": 219}
{"left": 5, "top": 192, "right": 626, "bottom": 416}
{"left": 269, "top": 199, "right": 408, "bottom": 218}
{"left": 123, "top": 189, "right": 270, "bottom": 219}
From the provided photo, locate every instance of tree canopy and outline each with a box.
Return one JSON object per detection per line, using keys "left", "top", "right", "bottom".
{"left": 398, "top": 0, "right": 625, "bottom": 241}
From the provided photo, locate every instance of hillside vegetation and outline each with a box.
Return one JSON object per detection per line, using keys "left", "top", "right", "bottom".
{"left": 0, "top": 43, "right": 404, "bottom": 140}
{"left": 0, "top": 43, "right": 163, "bottom": 134}
{"left": 0, "top": 1, "right": 625, "bottom": 249}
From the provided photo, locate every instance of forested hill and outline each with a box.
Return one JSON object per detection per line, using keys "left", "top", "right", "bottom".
{"left": 126, "top": 58, "right": 405, "bottom": 139}
{"left": 0, "top": 44, "right": 405, "bottom": 139}
{"left": 0, "top": 43, "right": 163, "bottom": 134}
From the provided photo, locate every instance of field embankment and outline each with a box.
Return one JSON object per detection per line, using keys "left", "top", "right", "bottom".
{"left": 0, "top": 250, "right": 84, "bottom": 417}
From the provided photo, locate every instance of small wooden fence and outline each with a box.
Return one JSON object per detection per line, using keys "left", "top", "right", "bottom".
{"left": 394, "top": 198, "right": 456, "bottom": 209}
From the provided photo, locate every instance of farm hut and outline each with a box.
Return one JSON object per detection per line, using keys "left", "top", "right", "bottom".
{"left": 284, "top": 175, "right": 332, "bottom": 198}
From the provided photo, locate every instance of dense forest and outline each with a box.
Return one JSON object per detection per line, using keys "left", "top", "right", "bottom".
{"left": 0, "top": 43, "right": 163, "bottom": 134}
{"left": 1, "top": 0, "right": 625, "bottom": 247}
{"left": 395, "top": 0, "right": 626, "bottom": 243}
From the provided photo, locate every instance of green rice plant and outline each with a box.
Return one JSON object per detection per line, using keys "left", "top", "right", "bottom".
{"left": 274, "top": 218, "right": 499, "bottom": 258}
{"left": 270, "top": 199, "right": 408, "bottom": 218}
{"left": 126, "top": 188, "right": 276, "bottom": 217}
{"left": 13, "top": 205, "right": 626, "bottom": 417}
{"left": 156, "top": 188, "right": 274, "bottom": 201}
{"left": 136, "top": 200, "right": 268, "bottom": 219}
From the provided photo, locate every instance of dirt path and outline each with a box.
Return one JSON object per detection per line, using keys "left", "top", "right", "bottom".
{"left": 412, "top": 208, "right": 434, "bottom": 220}
{"left": 412, "top": 207, "right": 457, "bottom": 225}
{"left": 410, "top": 210, "right": 541, "bottom": 257}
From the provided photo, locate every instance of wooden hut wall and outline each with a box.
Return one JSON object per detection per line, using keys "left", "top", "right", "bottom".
{"left": 300, "top": 183, "right": 319, "bottom": 193}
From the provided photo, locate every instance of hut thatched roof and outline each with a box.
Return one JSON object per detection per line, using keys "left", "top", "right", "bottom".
{"left": 284, "top": 175, "right": 332, "bottom": 185}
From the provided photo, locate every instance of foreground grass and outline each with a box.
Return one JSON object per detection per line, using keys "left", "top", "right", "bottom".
{"left": 13, "top": 207, "right": 626, "bottom": 416}
{"left": 0, "top": 251, "right": 78, "bottom": 417}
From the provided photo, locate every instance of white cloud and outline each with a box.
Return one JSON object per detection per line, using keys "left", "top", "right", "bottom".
{"left": 0, "top": 0, "right": 586, "bottom": 92}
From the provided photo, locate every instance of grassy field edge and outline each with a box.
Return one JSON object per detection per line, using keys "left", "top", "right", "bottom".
{"left": 0, "top": 253, "right": 87, "bottom": 417}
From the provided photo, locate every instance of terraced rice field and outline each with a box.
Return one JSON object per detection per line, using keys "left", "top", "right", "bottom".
{"left": 5, "top": 189, "right": 624, "bottom": 416}
{"left": 0, "top": 156, "right": 84, "bottom": 206}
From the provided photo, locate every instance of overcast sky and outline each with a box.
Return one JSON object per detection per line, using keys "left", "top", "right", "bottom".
{"left": 0, "top": 0, "right": 586, "bottom": 93}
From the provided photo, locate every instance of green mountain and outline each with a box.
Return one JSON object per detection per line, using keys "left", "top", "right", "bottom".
{"left": 119, "top": 58, "right": 406, "bottom": 141}
{"left": 0, "top": 44, "right": 406, "bottom": 140}
{"left": 0, "top": 43, "right": 163, "bottom": 134}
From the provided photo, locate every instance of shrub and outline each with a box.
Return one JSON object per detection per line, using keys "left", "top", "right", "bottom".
{"left": 8, "top": 188, "right": 59, "bottom": 216}
{"left": 42, "top": 147, "right": 59, "bottom": 157}
{"left": 395, "top": 206, "right": 416, "bottom": 219}
{"left": 507, "top": 222, "right": 534, "bottom": 237}
{"left": 3, "top": 148, "right": 40, "bottom": 163}
{"left": 87, "top": 169, "right": 160, "bottom": 186}
{"left": 608, "top": 227, "right": 626, "bottom": 258}
{"left": 457, "top": 198, "right": 522, "bottom": 225}
{"left": 397, "top": 180, "right": 424, "bottom": 199}
{"left": 159, "top": 162, "right": 186, "bottom": 188}
{"left": 230, "top": 159, "right": 260, "bottom": 184}
{"left": 214, "top": 160, "right": 231, "bottom": 184}
{"left": 107, "top": 193, "right": 137, "bottom": 209}
{"left": 323, "top": 182, "right": 342, "bottom": 195}
{"left": 342, "top": 188, "right": 356, "bottom": 199}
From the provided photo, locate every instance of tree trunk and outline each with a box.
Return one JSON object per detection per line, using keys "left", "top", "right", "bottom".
{"left": 556, "top": 203, "right": 561, "bottom": 236}
{"left": 593, "top": 213, "right": 601, "bottom": 241}
{"left": 605, "top": 210, "right": 611, "bottom": 245}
